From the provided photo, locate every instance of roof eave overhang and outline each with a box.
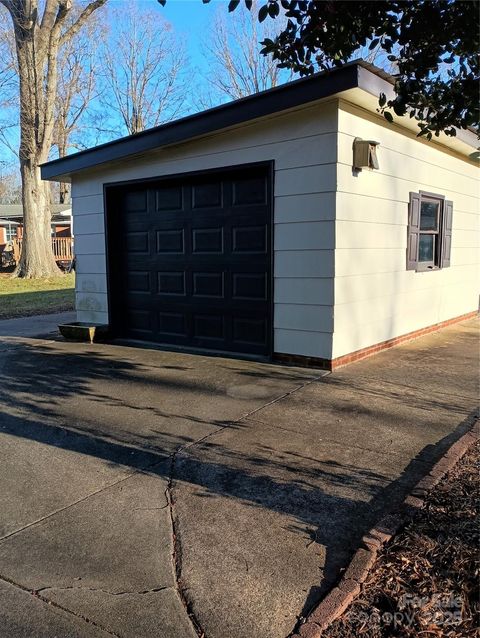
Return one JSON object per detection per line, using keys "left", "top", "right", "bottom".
{"left": 41, "top": 61, "right": 479, "bottom": 183}
{"left": 41, "top": 63, "right": 361, "bottom": 182}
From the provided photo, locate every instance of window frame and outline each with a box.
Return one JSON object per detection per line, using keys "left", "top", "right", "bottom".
{"left": 5, "top": 224, "right": 17, "bottom": 242}
{"left": 407, "top": 190, "right": 452, "bottom": 273}
{"left": 416, "top": 191, "right": 444, "bottom": 271}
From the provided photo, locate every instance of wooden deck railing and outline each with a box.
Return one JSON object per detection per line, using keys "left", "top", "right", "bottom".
{"left": 10, "top": 237, "right": 73, "bottom": 263}
{"left": 52, "top": 237, "right": 73, "bottom": 261}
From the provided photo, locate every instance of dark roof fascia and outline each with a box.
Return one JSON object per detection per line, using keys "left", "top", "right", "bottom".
{"left": 41, "top": 59, "right": 478, "bottom": 182}
{"left": 40, "top": 63, "right": 362, "bottom": 181}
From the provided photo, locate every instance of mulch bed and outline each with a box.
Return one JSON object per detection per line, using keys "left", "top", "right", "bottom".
{"left": 323, "top": 441, "right": 479, "bottom": 638}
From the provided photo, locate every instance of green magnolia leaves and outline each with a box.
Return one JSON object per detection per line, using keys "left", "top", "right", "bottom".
{"left": 258, "top": 4, "right": 269, "bottom": 22}
{"left": 157, "top": 0, "right": 479, "bottom": 138}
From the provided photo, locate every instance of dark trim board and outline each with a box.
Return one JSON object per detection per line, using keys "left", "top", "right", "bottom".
{"left": 41, "top": 60, "right": 477, "bottom": 182}
{"left": 103, "top": 160, "right": 274, "bottom": 190}
{"left": 46, "top": 60, "right": 453, "bottom": 182}
{"left": 104, "top": 161, "right": 275, "bottom": 358}
{"left": 42, "top": 63, "right": 361, "bottom": 180}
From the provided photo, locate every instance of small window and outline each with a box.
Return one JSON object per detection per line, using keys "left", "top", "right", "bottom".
{"left": 5, "top": 224, "right": 16, "bottom": 242}
{"left": 407, "top": 191, "right": 453, "bottom": 272}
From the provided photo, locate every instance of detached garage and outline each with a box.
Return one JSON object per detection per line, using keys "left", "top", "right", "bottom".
{"left": 41, "top": 61, "right": 480, "bottom": 369}
{"left": 107, "top": 165, "right": 273, "bottom": 356}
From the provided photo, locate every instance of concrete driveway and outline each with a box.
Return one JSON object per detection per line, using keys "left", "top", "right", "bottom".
{"left": 0, "top": 313, "right": 478, "bottom": 638}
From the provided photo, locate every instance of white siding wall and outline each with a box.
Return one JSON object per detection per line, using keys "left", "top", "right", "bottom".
{"left": 71, "top": 102, "right": 338, "bottom": 358}
{"left": 332, "top": 101, "right": 480, "bottom": 359}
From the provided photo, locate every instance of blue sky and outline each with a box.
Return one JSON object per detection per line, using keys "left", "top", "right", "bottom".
{"left": 0, "top": 0, "right": 256, "bottom": 172}
{"left": 141, "top": 0, "right": 221, "bottom": 72}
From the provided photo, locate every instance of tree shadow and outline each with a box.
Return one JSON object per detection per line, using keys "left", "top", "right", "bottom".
{"left": 0, "top": 337, "right": 476, "bottom": 633}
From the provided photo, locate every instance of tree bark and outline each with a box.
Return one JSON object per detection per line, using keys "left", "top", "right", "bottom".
{"left": 1, "top": 0, "right": 106, "bottom": 278}
{"left": 17, "top": 159, "right": 58, "bottom": 277}
{"left": 59, "top": 179, "right": 70, "bottom": 205}
{"left": 11, "top": 0, "right": 60, "bottom": 278}
{"left": 57, "top": 137, "right": 70, "bottom": 204}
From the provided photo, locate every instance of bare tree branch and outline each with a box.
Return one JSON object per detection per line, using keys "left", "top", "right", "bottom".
{"left": 98, "top": 4, "right": 189, "bottom": 137}
{"left": 60, "top": 0, "right": 106, "bottom": 45}
{"left": 200, "top": 1, "right": 294, "bottom": 104}
{"left": 53, "top": 8, "right": 103, "bottom": 202}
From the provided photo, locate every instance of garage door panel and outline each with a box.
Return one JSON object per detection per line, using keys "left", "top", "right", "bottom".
{"left": 192, "top": 181, "right": 223, "bottom": 209}
{"left": 157, "top": 271, "right": 186, "bottom": 296}
{"left": 232, "top": 273, "right": 267, "bottom": 300}
{"left": 193, "top": 314, "right": 225, "bottom": 340}
{"left": 233, "top": 316, "right": 267, "bottom": 346}
{"left": 232, "top": 176, "right": 267, "bottom": 206}
{"left": 124, "top": 231, "right": 149, "bottom": 254}
{"left": 232, "top": 225, "right": 267, "bottom": 253}
{"left": 124, "top": 190, "right": 148, "bottom": 212}
{"left": 158, "top": 311, "right": 187, "bottom": 337}
{"left": 126, "top": 271, "right": 150, "bottom": 293}
{"left": 155, "top": 185, "right": 184, "bottom": 211}
{"left": 192, "top": 272, "right": 224, "bottom": 298}
{"left": 110, "top": 165, "right": 271, "bottom": 356}
{"left": 192, "top": 227, "right": 224, "bottom": 254}
{"left": 126, "top": 308, "right": 152, "bottom": 333}
{"left": 156, "top": 228, "right": 185, "bottom": 254}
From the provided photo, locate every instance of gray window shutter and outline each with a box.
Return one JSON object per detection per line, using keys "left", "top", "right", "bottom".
{"left": 440, "top": 200, "right": 453, "bottom": 268}
{"left": 407, "top": 192, "right": 421, "bottom": 270}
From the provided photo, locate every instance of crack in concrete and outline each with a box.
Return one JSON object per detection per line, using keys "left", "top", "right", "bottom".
{"left": 163, "top": 373, "right": 325, "bottom": 638}
{"left": 0, "top": 573, "right": 121, "bottom": 638}
{"left": 1, "top": 349, "right": 324, "bottom": 638}
{"left": 165, "top": 459, "right": 206, "bottom": 638}
{"left": 35, "top": 585, "right": 170, "bottom": 596}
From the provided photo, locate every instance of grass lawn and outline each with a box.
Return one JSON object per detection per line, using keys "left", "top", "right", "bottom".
{"left": 0, "top": 272, "right": 75, "bottom": 320}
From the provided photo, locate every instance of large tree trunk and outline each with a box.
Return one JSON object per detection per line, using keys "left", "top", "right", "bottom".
{"left": 1, "top": 0, "right": 107, "bottom": 278}
{"left": 12, "top": 23, "right": 60, "bottom": 278}
{"left": 16, "top": 159, "right": 58, "bottom": 277}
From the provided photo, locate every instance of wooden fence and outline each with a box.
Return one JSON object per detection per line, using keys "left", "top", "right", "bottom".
{"left": 11, "top": 237, "right": 73, "bottom": 263}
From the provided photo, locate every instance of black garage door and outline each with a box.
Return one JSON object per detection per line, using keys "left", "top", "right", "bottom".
{"left": 107, "top": 164, "right": 272, "bottom": 356}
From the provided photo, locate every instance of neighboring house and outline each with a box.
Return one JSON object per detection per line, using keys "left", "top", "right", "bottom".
{"left": 0, "top": 204, "right": 72, "bottom": 247}
{"left": 40, "top": 61, "right": 479, "bottom": 370}
{"left": 0, "top": 218, "right": 20, "bottom": 245}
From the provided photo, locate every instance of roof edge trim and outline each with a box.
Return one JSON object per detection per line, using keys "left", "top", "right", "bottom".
{"left": 41, "top": 63, "right": 360, "bottom": 180}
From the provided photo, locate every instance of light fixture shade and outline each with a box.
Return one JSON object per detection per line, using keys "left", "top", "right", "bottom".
{"left": 353, "top": 138, "right": 380, "bottom": 170}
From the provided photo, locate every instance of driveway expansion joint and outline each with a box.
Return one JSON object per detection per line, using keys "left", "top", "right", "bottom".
{"left": 164, "top": 480, "right": 205, "bottom": 638}
{"left": 0, "top": 468, "right": 146, "bottom": 544}
{"left": 0, "top": 574, "right": 121, "bottom": 638}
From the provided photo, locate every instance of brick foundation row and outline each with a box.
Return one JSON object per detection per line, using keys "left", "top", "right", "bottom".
{"left": 275, "top": 311, "right": 478, "bottom": 371}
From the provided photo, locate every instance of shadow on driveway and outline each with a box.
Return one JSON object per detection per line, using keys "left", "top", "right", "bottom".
{"left": 0, "top": 325, "right": 478, "bottom": 638}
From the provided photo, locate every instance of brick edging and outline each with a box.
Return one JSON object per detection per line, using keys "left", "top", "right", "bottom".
{"left": 291, "top": 418, "right": 480, "bottom": 638}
